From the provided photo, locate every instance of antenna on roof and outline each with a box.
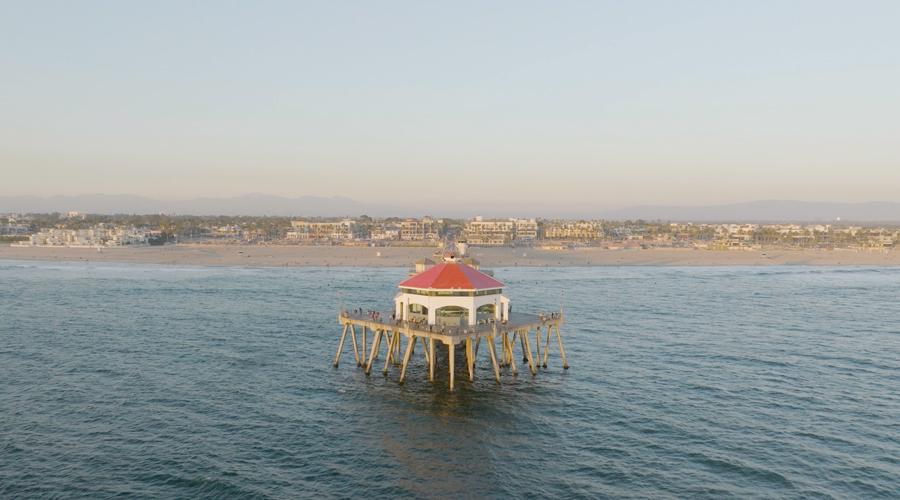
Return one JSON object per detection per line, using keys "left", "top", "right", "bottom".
{"left": 338, "top": 289, "right": 342, "bottom": 315}
{"left": 560, "top": 291, "right": 564, "bottom": 316}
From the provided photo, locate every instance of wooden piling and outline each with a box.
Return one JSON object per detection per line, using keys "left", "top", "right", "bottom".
{"left": 429, "top": 338, "right": 435, "bottom": 382}
{"left": 421, "top": 336, "right": 430, "bottom": 366}
{"left": 361, "top": 326, "right": 367, "bottom": 364}
{"left": 399, "top": 335, "right": 416, "bottom": 382}
{"left": 334, "top": 324, "right": 349, "bottom": 367}
{"left": 365, "top": 328, "right": 381, "bottom": 375}
{"left": 542, "top": 326, "right": 551, "bottom": 367}
{"left": 555, "top": 325, "right": 568, "bottom": 369}
{"left": 449, "top": 342, "right": 455, "bottom": 391}
{"left": 349, "top": 324, "right": 360, "bottom": 366}
{"left": 523, "top": 330, "right": 536, "bottom": 375}
{"left": 466, "top": 339, "right": 474, "bottom": 381}
{"left": 503, "top": 330, "right": 517, "bottom": 375}
{"left": 382, "top": 330, "right": 396, "bottom": 375}
{"left": 486, "top": 337, "right": 501, "bottom": 382}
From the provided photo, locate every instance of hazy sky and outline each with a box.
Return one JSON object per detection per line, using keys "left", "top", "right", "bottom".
{"left": 2, "top": 1, "right": 899, "bottom": 211}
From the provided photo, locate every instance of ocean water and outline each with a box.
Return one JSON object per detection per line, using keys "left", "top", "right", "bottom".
{"left": 1, "top": 260, "right": 899, "bottom": 499}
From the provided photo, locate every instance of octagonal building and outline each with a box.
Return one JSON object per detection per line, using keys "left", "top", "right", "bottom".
{"left": 394, "top": 253, "right": 510, "bottom": 327}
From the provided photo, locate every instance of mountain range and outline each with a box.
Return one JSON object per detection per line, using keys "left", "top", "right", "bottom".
{"left": 0, "top": 194, "right": 405, "bottom": 218}
{"left": 2, "top": 194, "right": 900, "bottom": 222}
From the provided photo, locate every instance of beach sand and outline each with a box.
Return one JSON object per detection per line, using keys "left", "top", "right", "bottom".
{"left": 2, "top": 244, "right": 898, "bottom": 268}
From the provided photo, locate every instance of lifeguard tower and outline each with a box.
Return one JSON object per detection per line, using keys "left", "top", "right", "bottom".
{"left": 335, "top": 253, "right": 568, "bottom": 390}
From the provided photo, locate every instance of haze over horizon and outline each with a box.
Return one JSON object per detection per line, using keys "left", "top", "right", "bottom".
{"left": 3, "top": 2, "right": 899, "bottom": 211}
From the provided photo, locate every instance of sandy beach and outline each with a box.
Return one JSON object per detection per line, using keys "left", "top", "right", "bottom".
{"left": 2, "top": 244, "right": 898, "bottom": 268}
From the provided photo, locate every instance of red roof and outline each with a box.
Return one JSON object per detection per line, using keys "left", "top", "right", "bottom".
{"left": 399, "top": 262, "right": 504, "bottom": 290}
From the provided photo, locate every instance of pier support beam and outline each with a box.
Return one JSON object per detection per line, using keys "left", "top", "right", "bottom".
{"left": 387, "top": 331, "right": 400, "bottom": 365}
{"left": 349, "top": 324, "right": 361, "bottom": 366}
{"left": 399, "top": 335, "right": 416, "bottom": 383}
{"left": 365, "top": 328, "right": 383, "bottom": 375}
{"left": 449, "top": 342, "right": 455, "bottom": 391}
{"left": 361, "top": 326, "right": 367, "bottom": 364}
{"left": 523, "top": 330, "right": 536, "bottom": 375}
{"left": 503, "top": 331, "right": 517, "bottom": 375}
{"left": 543, "top": 326, "right": 551, "bottom": 367}
{"left": 382, "top": 330, "right": 397, "bottom": 375}
{"left": 520, "top": 330, "right": 527, "bottom": 363}
{"left": 429, "top": 338, "right": 435, "bottom": 382}
{"left": 535, "top": 327, "right": 541, "bottom": 369}
{"left": 334, "top": 324, "right": 349, "bottom": 367}
{"left": 487, "top": 337, "right": 501, "bottom": 383}
{"left": 421, "top": 337, "right": 430, "bottom": 366}
{"left": 556, "top": 325, "right": 568, "bottom": 369}
{"left": 466, "top": 339, "right": 474, "bottom": 381}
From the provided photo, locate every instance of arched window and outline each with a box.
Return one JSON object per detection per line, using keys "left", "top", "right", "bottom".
{"left": 476, "top": 304, "right": 496, "bottom": 322}
{"left": 408, "top": 303, "right": 428, "bottom": 315}
{"left": 435, "top": 306, "right": 469, "bottom": 327}
{"left": 407, "top": 303, "right": 428, "bottom": 322}
{"left": 476, "top": 304, "right": 495, "bottom": 315}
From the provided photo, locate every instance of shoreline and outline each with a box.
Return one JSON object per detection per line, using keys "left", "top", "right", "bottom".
{"left": 2, "top": 244, "right": 898, "bottom": 268}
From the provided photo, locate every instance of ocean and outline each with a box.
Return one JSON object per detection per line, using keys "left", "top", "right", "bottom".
{"left": 1, "top": 261, "right": 898, "bottom": 499}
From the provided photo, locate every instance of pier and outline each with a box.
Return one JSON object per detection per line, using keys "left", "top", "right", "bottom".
{"left": 334, "top": 253, "right": 568, "bottom": 390}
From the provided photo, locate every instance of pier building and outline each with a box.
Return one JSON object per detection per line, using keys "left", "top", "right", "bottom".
{"left": 335, "top": 253, "right": 568, "bottom": 390}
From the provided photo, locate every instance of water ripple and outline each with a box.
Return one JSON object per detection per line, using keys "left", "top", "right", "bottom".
{"left": 1, "top": 261, "right": 899, "bottom": 498}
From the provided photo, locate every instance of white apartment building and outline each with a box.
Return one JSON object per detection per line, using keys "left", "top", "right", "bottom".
{"left": 370, "top": 227, "right": 400, "bottom": 241}
{"left": 21, "top": 226, "right": 150, "bottom": 247}
{"left": 543, "top": 221, "right": 604, "bottom": 240}
{"left": 289, "top": 219, "right": 357, "bottom": 240}
{"left": 464, "top": 216, "right": 538, "bottom": 246}
{"left": 400, "top": 216, "right": 440, "bottom": 241}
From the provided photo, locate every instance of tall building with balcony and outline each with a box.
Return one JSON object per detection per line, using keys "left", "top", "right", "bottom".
{"left": 289, "top": 219, "right": 357, "bottom": 240}
{"left": 543, "top": 221, "right": 604, "bottom": 240}
{"left": 400, "top": 216, "right": 440, "bottom": 241}
{"left": 464, "top": 216, "right": 538, "bottom": 246}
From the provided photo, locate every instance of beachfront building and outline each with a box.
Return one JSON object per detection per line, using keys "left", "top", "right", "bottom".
{"left": 288, "top": 219, "right": 356, "bottom": 241}
{"left": 543, "top": 221, "right": 604, "bottom": 241}
{"left": 394, "top": 253, "right": 509, "bottom": 327}
{"left": 400, "top": 216, "right": 440, "bottom": 241}
{"left": 20, "top": 226, "right": 151, "bottom": 247}
{"left": 209, "top": 225, "right": 244, "bottom": 238}
{"left": 464, "top": 216, "right": 538, "bottom": 246}
{"left": 106, "top": 227, "right": 153, "bottom": 246}
{"left": 370, "top": 227, "right": 400, "bottom": 241}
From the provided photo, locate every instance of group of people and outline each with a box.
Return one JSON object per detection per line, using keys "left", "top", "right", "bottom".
{"left": 538, "top": 312, "right": 560, "bottom": 321}
{"left": 344, "top": 308, "right": 383, "bottom": 322}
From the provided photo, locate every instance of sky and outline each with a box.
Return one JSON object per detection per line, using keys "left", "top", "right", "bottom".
{"left": 2, "top": 1, "right": 899, "bottom": 211}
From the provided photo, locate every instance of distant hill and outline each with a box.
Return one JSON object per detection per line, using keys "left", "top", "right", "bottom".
{"left": 586, "top": 200, "right": 900, "bottom": 222}
{"left": 2, "top": 195, "right": 900, "bottom": 221}
{"left": 0, "top": 194, "right": 409, "bottom": 217}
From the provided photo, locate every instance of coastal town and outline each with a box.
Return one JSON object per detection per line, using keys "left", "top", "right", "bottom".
{"left": 1, "top": 211, "right": 898, "bottom": 251}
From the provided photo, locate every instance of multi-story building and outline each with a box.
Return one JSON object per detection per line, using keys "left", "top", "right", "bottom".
{"left": 465, "top": 216, "right": 513, "bottom": 246}
{"left": 400, "top": 216, "right": 440, "bottom": 241}
{"left": 288, "top": 219, "right": 357, "bottom": 240}
{"left": 464, "top": 216, "right": 538, "bottom": 246}
{"left": 513, "top": 218, "right": 538, "bottom": 241}
{"left": 19, "top": 226, "right": 150, "bottom": 247}
{"left": 542, "top": 221, "right": 604, "bottom": 240}
{"left": 210, "top": 225, "right": 244, "bottom": 237}
{"left": 370, "top": 227, "right": 400, "bottom": 241}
